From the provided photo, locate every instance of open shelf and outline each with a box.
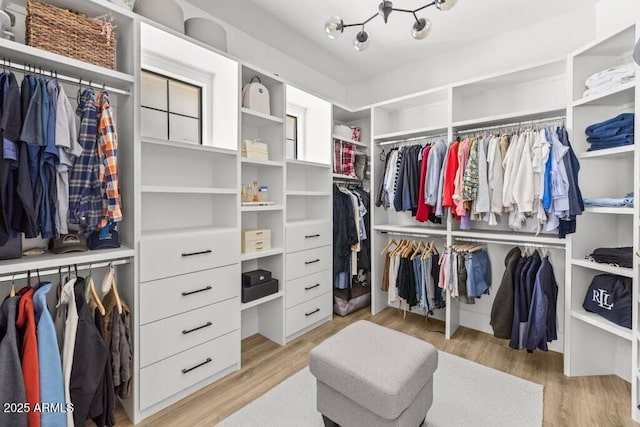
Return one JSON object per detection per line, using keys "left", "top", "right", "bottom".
{"left": 240, "top": 248, "right": 283, "bottom": 261}
{"left": 571, "top": 309, "right": 632, "bottom": 341}
{"left": 142, "top": 137, "right": 237, "bottom": 156}
{"left": 241, "top": 158, "right": 284, "bottom": 167}
{"left": 240, "top": 291, "right": 284, "bottom": 311}
{"left": 374, "top": 224, "right": 448, "bottom": 237}
{"left": 141, "top": 185, "right": 236, "bottom": 195}
{"left": 241, "top": 108, "right": 284, "bottom": 126}
{"left": 241, "top": 204, "right": 283, "bottom": 212}
{"left": 373, "top": 126, "right": 449, "bottom": 143}
{"left": 332, "top": 134, "right": 368, "bottom": 148}
{"left": 573, "top": 81, "right": 635, "bottom": 107}
{"left": 0, "top": 246, "right": 135, "bottom": 275}
{"left": 583, "top": 207, "right": 634, "bottom": 215}
{"left": 452, "top": 105, "right": 566, "bottom": 131}
{"left": 0, "top": 37, "right": 134, "bottom": 92}
{"left": 286, "top": 191, "right": 331, "bottom": 197}
{"left": 286, "top": 159, "right": 331, "bottom": 169}
{"left": 451, "top": 229, "right": 566, "bottom": 245}
{"left": 577, "top": 145, "right": 635, "bottom": 159}
{"left": 571, "top": 258, "right": 634, "bottom": 278}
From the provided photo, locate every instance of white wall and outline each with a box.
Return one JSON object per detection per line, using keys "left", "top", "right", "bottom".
{"left": 175, "top": 0, "right": 348, "bottom": 106}
{"left": 347, "top": 6, "right": 597, "bottom": 108}
{"left": 595, "top": 0, "right": 640, "bottom": 37}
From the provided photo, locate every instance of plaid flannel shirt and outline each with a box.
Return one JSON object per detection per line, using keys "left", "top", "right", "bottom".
{"left": 95, "top": 91, "right": 122, "bottom": 228}
{"left": 333, "top": 140, "right": 356, "bottom": 177}
{"left": 69, "top": 89, "right": 102, "bottom": 231}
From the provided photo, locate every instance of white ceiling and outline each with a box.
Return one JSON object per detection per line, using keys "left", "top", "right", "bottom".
{"left": 187, "top": 0, "right": 597, "bottom": 85}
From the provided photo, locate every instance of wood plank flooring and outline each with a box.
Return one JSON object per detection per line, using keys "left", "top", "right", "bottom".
{"left": 114, "top": 307, "right": 636, "bottom": 426}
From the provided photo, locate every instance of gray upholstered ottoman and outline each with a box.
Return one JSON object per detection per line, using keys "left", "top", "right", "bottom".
{"left": 309, "top": 320, "right": 438, "bottom": 427}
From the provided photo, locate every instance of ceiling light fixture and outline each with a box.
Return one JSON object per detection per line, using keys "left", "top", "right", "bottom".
{"left": 324, "top": 0, "right": 457, "bottom": 50}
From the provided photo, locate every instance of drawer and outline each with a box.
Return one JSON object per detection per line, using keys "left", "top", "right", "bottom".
{"left": 242, "top": 228, "right": 271, "bottom": 242}
{"left": 286, "top": 221, "right": 331, "bottom": 253}
{"left": 140, "top": 264, "right": 239, "bottom": 325}
{"left": 286, "top": 293, "right": 332, "bottom": 337}
{"left": 286, "top": 246, "right": 331, "bottom": 281}
{"left": 242, "top": 238, "right": 271, "bottom": 253}
{"left": 140, "top": 229, "right": 239, "bottom": 282}
{"left": 286, "top": 269, "right": 332, "bottom": 309}
{"left": 140, "top": 330, "right": 239, "bottom": 410}
{"left": 140, "top": 298, "right": 239, "bottom": 367}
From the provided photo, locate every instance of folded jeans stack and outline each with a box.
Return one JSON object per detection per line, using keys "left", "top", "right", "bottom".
{"left": 583, "top": 62, "right": 635, "bottom": 98}
{"left": 585, "top": 113, "right": 634, "bottom": 151}
{"left": 584, "top": 192, "right": 634, "bottom": 208}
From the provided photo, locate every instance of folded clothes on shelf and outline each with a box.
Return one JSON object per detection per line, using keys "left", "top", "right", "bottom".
{"left": 583, "top": 62, "right": 635, "bottom": 98}
{"left": 585, "top": 113, "right": 634, "bottom": 151}
{"left": 583, "top": 192, "right": 634, "bottom": 208}
{"left": 587, "top": 247, "right": 633, "bottom": 268}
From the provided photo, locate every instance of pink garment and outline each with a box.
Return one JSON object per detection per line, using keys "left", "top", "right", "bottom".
{"left": 454, "top": 138, "right": 472, "bottom": 217}
{"left": 416, "top": 146, "right": 433, "bottom": 222}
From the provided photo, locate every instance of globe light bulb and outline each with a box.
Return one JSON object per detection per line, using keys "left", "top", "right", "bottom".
{"left": 324, "top": 16, "right": 344, "bottom": 39}
{"left": 353, "top": 30, "right": 370, "bottom": 51}
{"left": 435, "top": 0, "right": 457, "bottom": 11}
{"left": 411, "top": 17, "right": 431, "bottom": 40}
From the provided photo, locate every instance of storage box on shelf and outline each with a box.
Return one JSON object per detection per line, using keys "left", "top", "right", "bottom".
{"left": 565, "top": 22, "right": 639, "bottom": 422}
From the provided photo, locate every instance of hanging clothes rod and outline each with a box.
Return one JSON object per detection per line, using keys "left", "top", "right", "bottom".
{"left": 0, "top": 59, "right": 130, "bottom": 96}
{"left": 0, "top": 258, "right": 131, "bottom": 283}
{"left": 378, "top": 133, "right": 448, "bottom": 147}
{"left": 455, "top": 115, "right": 566, "bottom": 135}
{"left": 453, "top": 236, "right": 565, "bottom": 250}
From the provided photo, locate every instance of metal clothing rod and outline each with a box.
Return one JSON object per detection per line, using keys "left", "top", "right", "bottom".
{"left": 453, "top": 237, "right": 565, "bottom": 250}
{"left": 0, "top": 258, "right": 131, "bottom": 283}
{"left": 455, "top": 115, "right": 566, "bottom": 135}
{"left": 1, "top": 60, "right": 130, "bottom": 96}
{"left": 378, "top": 133, "right": 448, "bottom": 147}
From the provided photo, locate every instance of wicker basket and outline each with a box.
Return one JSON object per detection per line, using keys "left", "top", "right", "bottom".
{"left": 26, "top": 0, "right": 116, "bottom": 70}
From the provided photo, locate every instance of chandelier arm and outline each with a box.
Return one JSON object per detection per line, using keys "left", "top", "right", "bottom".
{"left": 342, "top": 12, "right": 379, "bottom": 29}
{"left": 413, "top": 1, "right": 437, "bottom": 13}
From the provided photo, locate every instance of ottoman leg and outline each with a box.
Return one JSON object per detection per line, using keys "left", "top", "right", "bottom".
{"left": 322, "top": 414, "right": 340, "bottom": 427}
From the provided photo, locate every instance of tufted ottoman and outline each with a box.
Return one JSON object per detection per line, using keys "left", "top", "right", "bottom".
{"left": 309, "top": 320, "right": 438, "bottom": 427}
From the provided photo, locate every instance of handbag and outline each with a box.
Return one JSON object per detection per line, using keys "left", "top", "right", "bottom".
{"left": 583, "top": 274, "right": 632, "bottom": 329}
{"left": 0, "top": 234, "right": 21, "bottom": 260}
{"left": 242, "top": 77, "right": 271, "bottom": 115}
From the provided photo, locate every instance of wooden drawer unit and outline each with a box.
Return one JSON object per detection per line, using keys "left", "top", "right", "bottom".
{"left": 140, "top": 264, "right": 239, "bottom": 325}
{"left": 140, "top": 229, "right": 239, "bottom": 282}
{"left": 286, "top": 221, "right": 331, "bottom": 253}
{"left": 285, "top": 269, "right": 332, "bottom": 309}
{"left": 140, "top": 298, "right": 239, "bottom": 367}
{"left": 286, "top": 246, "right": 331, "bottom": 281}
{"left": 285, "top": 292, "right": 332, "bottom": 337}
{"left": 140, "top": 330, "right": 240, "bottom": 410}
{"left": 242, "top": 229, "right": 271, "bottom": 253}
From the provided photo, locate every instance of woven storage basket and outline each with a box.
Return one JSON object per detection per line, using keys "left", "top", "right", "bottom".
{"left": 26, "top": 0, "right": 116, "bottom": 70}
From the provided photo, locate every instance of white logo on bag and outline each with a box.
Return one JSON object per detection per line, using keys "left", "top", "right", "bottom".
{"left": 592, "top": 289, "right": 614, "bottom": 311}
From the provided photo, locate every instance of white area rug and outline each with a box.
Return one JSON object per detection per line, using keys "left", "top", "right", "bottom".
{"left": 218, "top": 351, "right": 543, "bottom": 427}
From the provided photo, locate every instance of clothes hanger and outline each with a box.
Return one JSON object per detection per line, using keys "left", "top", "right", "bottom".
{"left": 102, "top": 263, "right": 122, "bottom": 315}
{"left": 390, "top": 239, "right": 407, "bottom": 257}
{"left": 380, "top": 238, "right": 397, "bottom": 255}
{"left": 87, "top": 265, "right": 106, "bottom": 316}
{"left": 410, "top": 241, "right": 424, "bottom": 261}
{"left": 9, "top": 274, "right": 15, "bottom": 297}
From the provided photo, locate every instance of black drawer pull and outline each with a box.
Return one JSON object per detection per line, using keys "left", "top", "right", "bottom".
{"left": 181, "top": 249, "right": 212, "bottom": 257}
{"left": 182, "top": 322, "right": 213, "bottom": 335}
{"left": 181, "top": 286, "right": 213, "bottom": 296}
{"left": 181, "top": 357, "right": 212, "bottom": 374}
{"left": 305, "top": 234, "right": 321, "bottom": 239}
{"left": 305, "top": 284, "right": 321, "bottom": 291}
{"left": 305, "top": 259, "right": 320, "bottom": 265}
{"left": 305, "top": 308, "right": 320, "bottom": 317}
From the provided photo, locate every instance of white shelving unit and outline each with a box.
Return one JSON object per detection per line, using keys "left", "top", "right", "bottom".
{"left": 239, "top": 64, "right": 287, "bottom": 347}
{"left": 565, "top": 23, "right": 639, "bottom": 421}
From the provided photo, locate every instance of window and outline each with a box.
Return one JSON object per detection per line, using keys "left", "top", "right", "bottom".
{"left": 286, "top": 114, "right": 298, "bottom": 159}
{"left": 140, "top": 70, "right": 202, "bottom": 145}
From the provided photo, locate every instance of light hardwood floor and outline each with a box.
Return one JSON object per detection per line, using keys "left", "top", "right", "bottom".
{"left": 115, "top": 307, "right": 636, "bottom": 427}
